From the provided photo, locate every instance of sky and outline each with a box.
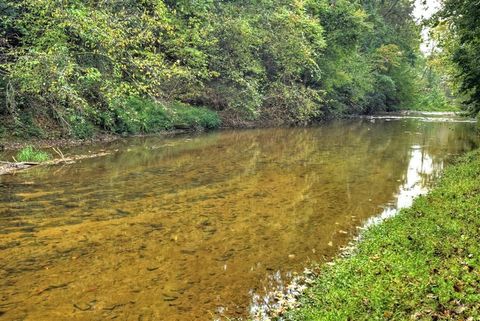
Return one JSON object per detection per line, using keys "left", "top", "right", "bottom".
{"left": 413, "top": 0, "right": 442, "bottom": 21}
{"left": 413, "top": 0, "right": 443, "bottom": 53}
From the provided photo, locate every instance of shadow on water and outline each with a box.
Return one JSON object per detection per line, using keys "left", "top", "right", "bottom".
{"left": 0, "top": 117, "right": 478, "bottom": 320}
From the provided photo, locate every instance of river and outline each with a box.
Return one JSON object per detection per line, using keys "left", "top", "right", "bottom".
{"left": 0, "top": 116, "right": 478, "bottom": 320}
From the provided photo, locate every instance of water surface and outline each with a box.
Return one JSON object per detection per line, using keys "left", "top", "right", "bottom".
{"left": 0, "top": 117, "right": 478, "bottom": 320}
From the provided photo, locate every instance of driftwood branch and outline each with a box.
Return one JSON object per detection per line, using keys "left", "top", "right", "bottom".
{"left": 0, "top": 161, "right": 40, "bottom": 166}
{"left": 52, "top": 147, "right": 65, "bottom": 159}
{"left": 0, "top": 151, "right": 111, "bottom": 175}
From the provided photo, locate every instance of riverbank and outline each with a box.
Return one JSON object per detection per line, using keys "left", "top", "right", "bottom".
{"left": 0, "top": 107, "right": 286, "bottom": 152}
{"left": 0, "top": 129, "right": 196, "bottom": 151}
{"left": 0, "top": 112, "right": 474, "bottom": 175}
{"left": 0, "top": 111, "right": 470, "bottom": 151}
{"left": 284, "top": 150, "right": 480, "bottom": 320}
{"left": 0, "top": 118, "right": 268, "bottom": 174}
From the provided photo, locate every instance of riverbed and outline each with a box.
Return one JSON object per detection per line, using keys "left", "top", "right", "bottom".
{"left": 0, "top": 116, "right": 478, "bottom": 320}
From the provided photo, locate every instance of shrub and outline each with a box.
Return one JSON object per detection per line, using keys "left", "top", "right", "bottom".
{"left": 105, "top": 97, "right": 220, "bottom": 134}
{"left": 171, "top": 102, "right": 221, "bottom": 129}
{"left": 68, "top": 114, "right": 95, "bottom": 139}
{"left": 14, "top": 113, "right": 45, "bottom": 138}
{"left": 108, "top": 97, "right": 173, "bottom": 134}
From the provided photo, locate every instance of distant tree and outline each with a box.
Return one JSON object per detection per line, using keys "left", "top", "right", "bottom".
{"left": 434, "top": 1, "right": 480, "bottom": 115}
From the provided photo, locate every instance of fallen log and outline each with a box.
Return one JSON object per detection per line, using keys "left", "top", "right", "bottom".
{"left": 0, "top": 161, "right": 40, "bottom": 166}
{"left": 0, "top": 151, "right": 112, "bottom": 175}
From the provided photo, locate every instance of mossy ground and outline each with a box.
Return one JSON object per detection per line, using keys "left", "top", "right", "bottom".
{"left": 285, "top": 151, "right": 480, "bottom": 321}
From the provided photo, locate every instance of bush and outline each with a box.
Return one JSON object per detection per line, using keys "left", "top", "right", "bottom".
{"left": 103, "top": 97, "right": 220, "bottom": 134}
{"left": 14, "top": 113, "right": 45, "bottom": 138}
{"left": 107, "top": 97, "right": 173, "bottom": 134}
{"left": 412, "top": 87, "right": 458, "bottom": 112}
{"left": 69, "top": 114, "right": 95, "bottom": 139}
{"left": 263, "top": 82, "right": 323, "bottom": 123}
{"left": 16, "top": 146, "right": 51, "bottom": 162}
{"left": 171, "top": 102, "right": 221, "bottom": 129}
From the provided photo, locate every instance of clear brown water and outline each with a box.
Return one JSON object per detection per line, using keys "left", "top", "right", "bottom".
{"left": 0, "top": 117, "right": 478, "bottom": 321}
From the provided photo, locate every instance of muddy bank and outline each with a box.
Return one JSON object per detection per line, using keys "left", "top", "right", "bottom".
{"left": 0, "top": 130, "right": 194, "bottom": 152}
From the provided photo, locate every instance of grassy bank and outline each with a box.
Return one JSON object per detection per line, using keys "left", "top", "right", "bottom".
{"left": 285, "top": 150, "right": 480, "bottom": 321}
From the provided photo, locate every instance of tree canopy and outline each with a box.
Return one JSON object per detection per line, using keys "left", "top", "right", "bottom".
{"left": 431, "top": 0, "right": 480, "bottom": 117}
{"left": 0, "top": 0, "right": 452, "bottom": 137}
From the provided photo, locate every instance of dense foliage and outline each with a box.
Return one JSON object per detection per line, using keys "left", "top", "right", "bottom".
{"left": 432, "top": 1, "right": 480, "bottom": 117}
{"left": 0, "top": 0, "right": 443, "bottom": 137}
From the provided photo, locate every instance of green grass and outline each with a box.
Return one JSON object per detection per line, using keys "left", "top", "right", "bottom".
{"left": 106, "top": 97, "right": 221, "bottom": 134}
{"left": 170, "top": 102, "right": 221, "bottom": 130}
{"left": 16, "top": 146, "right": 51, "bottom": 162}
{"left": 285, "top": 150, "right": 480, "bottom": 321}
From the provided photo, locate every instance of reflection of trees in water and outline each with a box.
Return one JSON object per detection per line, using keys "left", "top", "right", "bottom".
{"left": 229, "top": 119, "right": 477, "bottom": 254}
{"left": 1, "top": 119, "right": 477, "bottom": 230}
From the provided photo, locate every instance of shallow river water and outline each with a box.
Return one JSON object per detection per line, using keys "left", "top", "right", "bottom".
{"left": 0, "top": 116, "right": 478, "bottom": 321}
